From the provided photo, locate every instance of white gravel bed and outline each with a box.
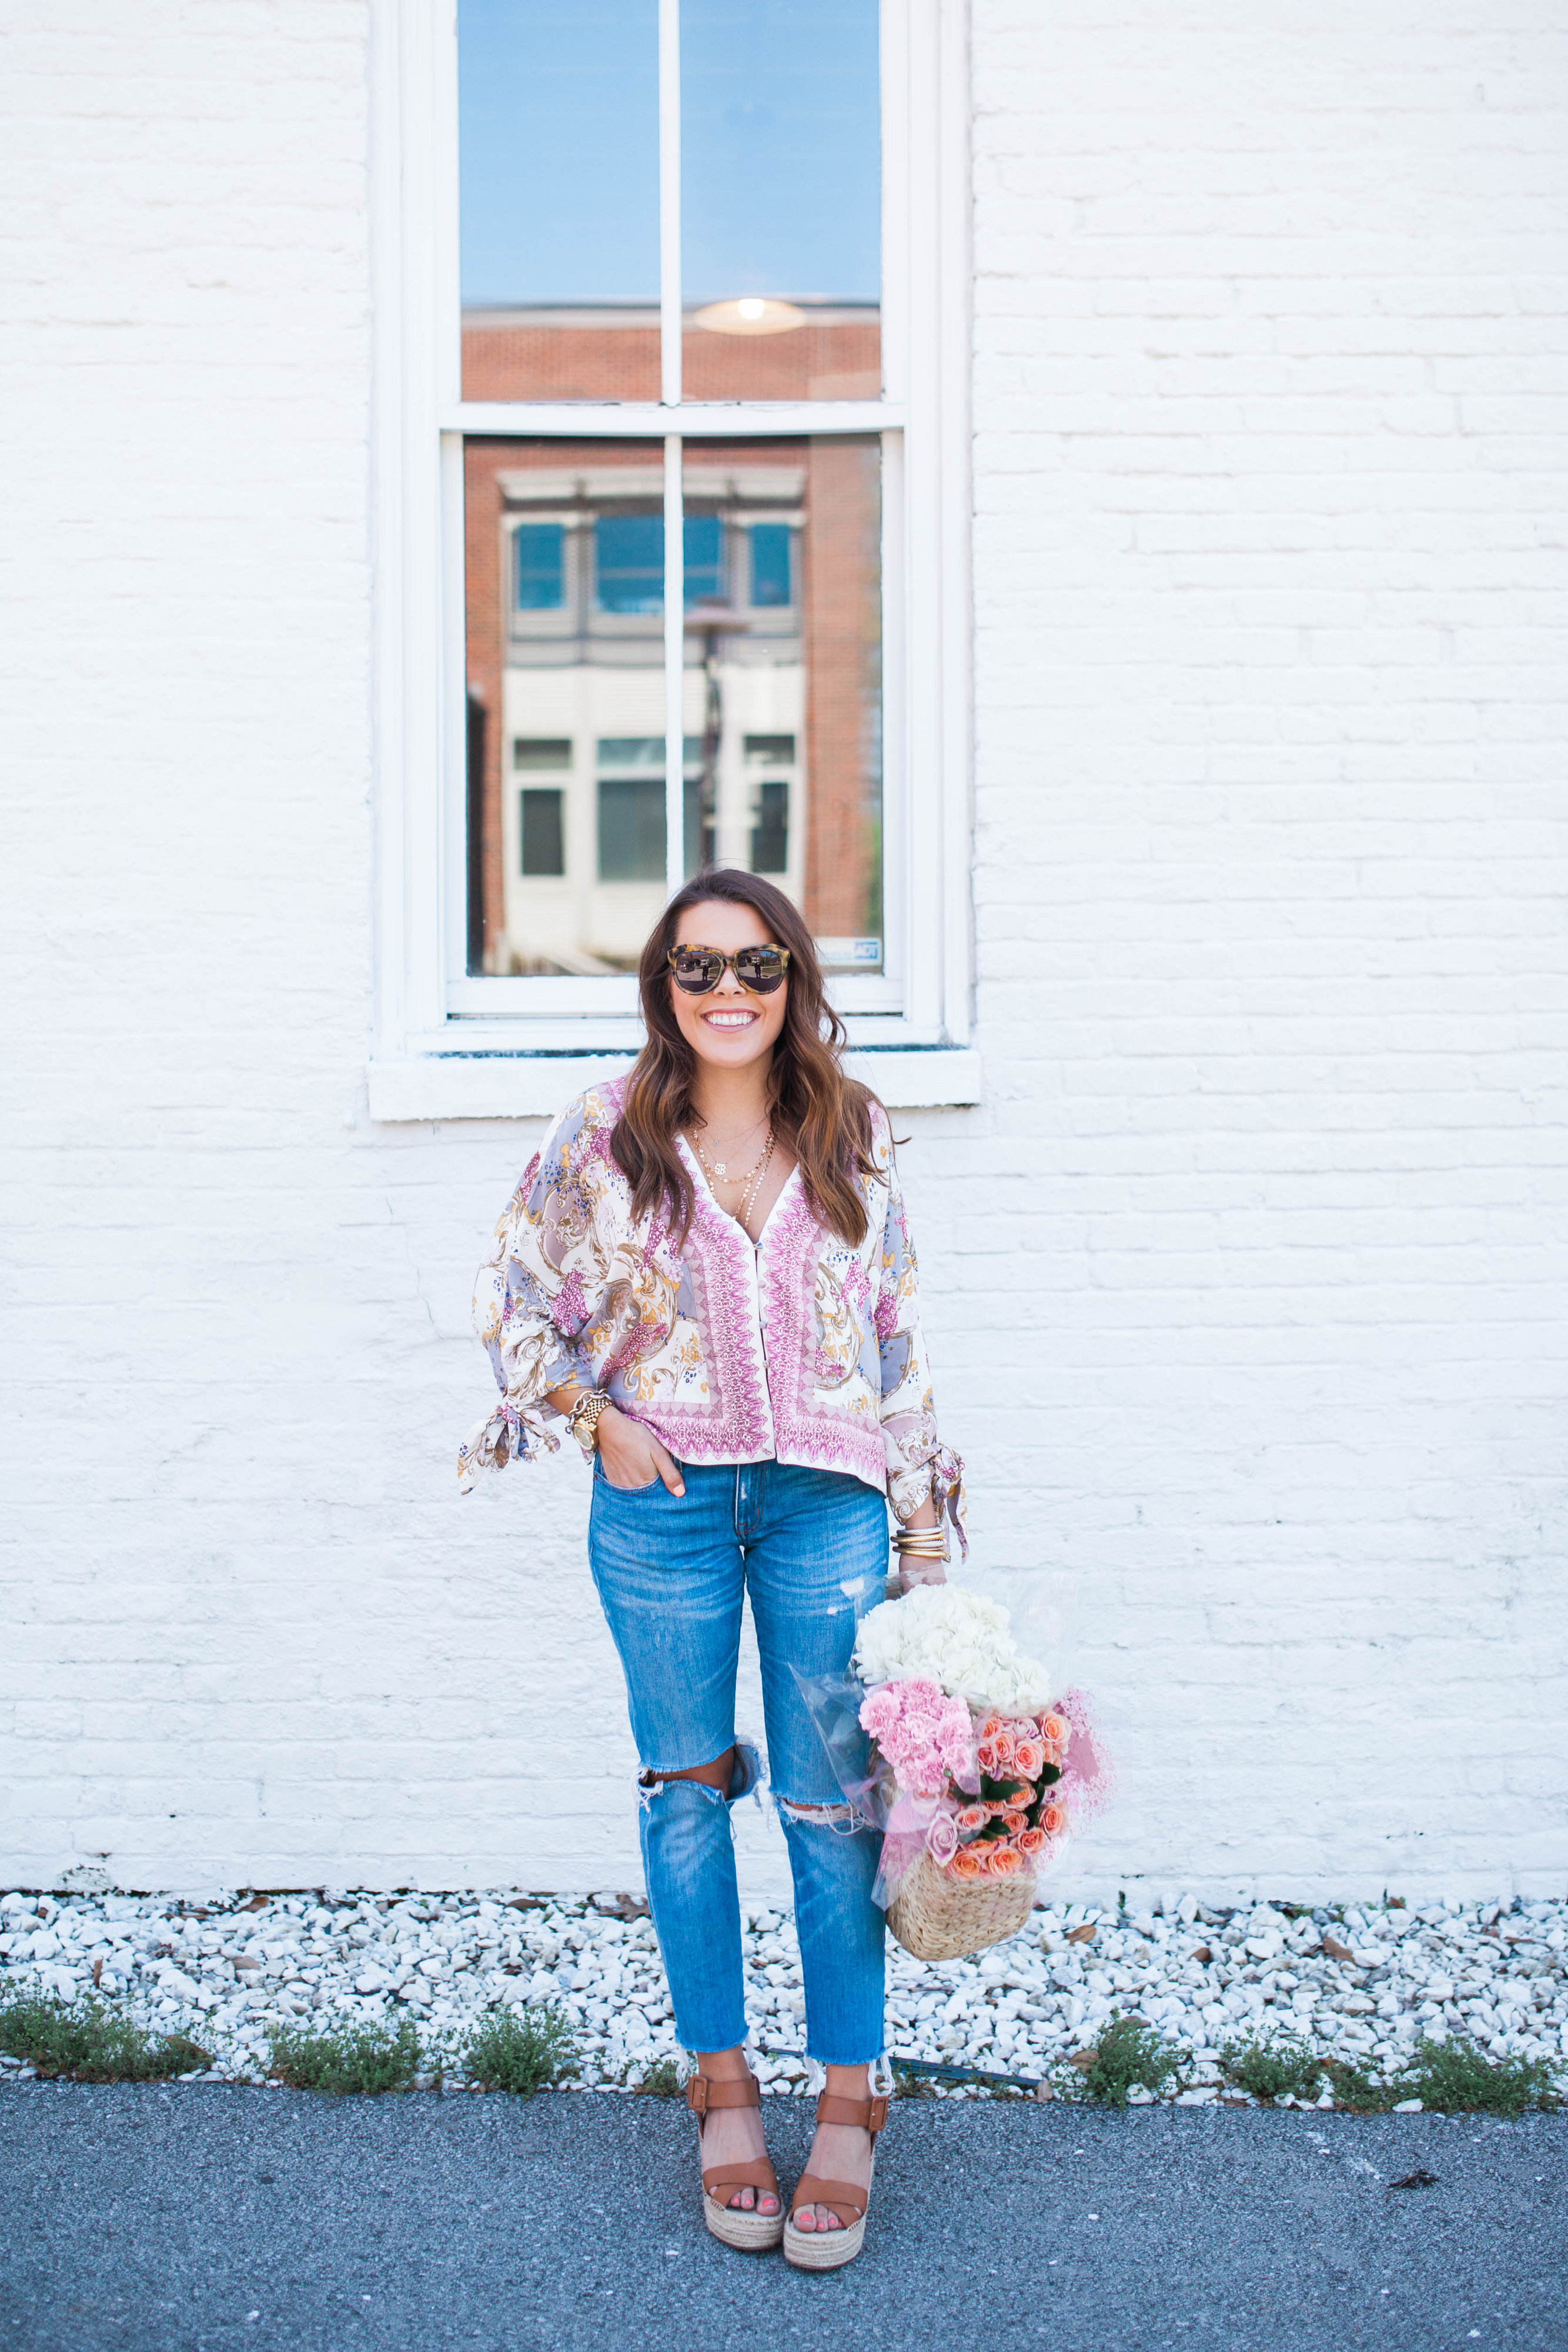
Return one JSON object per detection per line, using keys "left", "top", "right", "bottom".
{"left": 2, "top": 1885, "right": 1565, "bottom": 2102}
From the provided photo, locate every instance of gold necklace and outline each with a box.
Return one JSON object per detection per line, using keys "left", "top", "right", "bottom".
{"left": 692, "top": 1124, "right": 775, "bottom": 1232}
{"left": 691, "top": 1119, "right": 770, "bottom": 1185}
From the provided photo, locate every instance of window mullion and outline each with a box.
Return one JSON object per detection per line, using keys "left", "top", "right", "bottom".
{"left": 664, "top": 434, "right": 684, "bottom": 903}
{"left": 659, "top": 0, "right": 681, "bottom": 407}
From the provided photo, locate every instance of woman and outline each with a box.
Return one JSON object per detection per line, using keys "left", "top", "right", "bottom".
{"left": 460, "top": 868, "right": 962, "bottom": 2270}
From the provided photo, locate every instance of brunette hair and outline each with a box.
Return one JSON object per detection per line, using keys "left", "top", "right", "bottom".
{"left": 611, "top": 868, "right": 881, "bottom": 1245}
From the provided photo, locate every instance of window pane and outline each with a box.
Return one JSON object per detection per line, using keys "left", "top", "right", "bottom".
{"left": 514, "top": 523, "right": 564, "bottom": 610}
{"left": 682, "top": 0, "right": 880, "bottom": 401}
{"left": 513, "top": 736, "right": 573, "bottom": 769}
{"left": 520, "top": 788, "right": 566, "bottom": 876}
{"left": 594, "top": 515, "right": 664, "bottom": 614}
{"left": 681, "top": 438, "right": 881, "bottom": 971}
{"left": 466, "top": 439, "right": 666, "bottom": 974}
{"left": 684, "top": 514, "right": 726, "bottom": 608}
{"left": 598, "top": 776, "right": 668, "bottom": 881}
{"left": 459, "top": 0, "right": 660, "bottom": 401}
{"left": 748, "top": 523, "right": 792, "bottom": 607}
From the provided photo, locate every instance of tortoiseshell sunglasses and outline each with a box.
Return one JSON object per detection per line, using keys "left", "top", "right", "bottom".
{"left": 667, "top": 943, "right": 791, "bottom": 995}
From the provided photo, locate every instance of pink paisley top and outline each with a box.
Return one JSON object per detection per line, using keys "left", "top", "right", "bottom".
{"left": 459, "top": 1079, "right": 965, "bottom": 1537}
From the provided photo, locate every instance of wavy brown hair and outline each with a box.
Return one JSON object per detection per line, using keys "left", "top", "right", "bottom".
{"left": 611, "top": 868, "right": 881, "bottom": 1246}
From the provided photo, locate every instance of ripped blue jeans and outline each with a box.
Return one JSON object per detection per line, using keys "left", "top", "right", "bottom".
{"left": 587, "top": 1456, "right": 888, "bottom": 2066}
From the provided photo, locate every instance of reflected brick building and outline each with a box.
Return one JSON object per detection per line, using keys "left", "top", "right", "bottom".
{"left": 463, "top": 308, "right": 882, "bottom": 975}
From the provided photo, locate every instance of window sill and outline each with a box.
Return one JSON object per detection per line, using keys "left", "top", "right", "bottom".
{"left": 365, "top": 1047, "right": 979, "bottom": 1122}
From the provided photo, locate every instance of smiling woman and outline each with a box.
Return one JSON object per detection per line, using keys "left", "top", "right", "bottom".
{"left": 461, "top": 864, "right": 965, "bottom": 2268}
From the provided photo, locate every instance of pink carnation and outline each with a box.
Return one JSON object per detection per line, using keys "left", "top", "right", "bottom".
{"left": 860, "top": 1677, "right": 975, "bottom": 1796}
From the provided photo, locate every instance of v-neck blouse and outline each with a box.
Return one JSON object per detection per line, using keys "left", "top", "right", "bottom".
{"left": 459, "top": 1079, "right": 964, "bottom": 1535}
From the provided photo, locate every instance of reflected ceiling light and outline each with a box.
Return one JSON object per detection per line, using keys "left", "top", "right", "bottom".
{"left": 691, "top": 296, "right": 807, "bottom": 337}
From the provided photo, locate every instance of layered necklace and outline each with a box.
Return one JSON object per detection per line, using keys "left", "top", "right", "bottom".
{"left": 690, "top": 1117, "right": 775, "bottom": 1234}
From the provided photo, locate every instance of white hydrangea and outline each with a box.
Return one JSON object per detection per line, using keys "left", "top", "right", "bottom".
{"left": 852, "top": 1583, "right": 1055, "bottom": 1716}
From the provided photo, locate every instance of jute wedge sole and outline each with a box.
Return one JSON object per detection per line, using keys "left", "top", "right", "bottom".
{"left": 783, "top": 2086, "right": 888, "bottom": 2273}
{"left": 686, "top": 2072, "right": 785, "bottom": 2254}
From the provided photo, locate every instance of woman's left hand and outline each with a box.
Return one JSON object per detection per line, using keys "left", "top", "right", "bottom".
{"left": 897, "top": 1559, "right": 947, "bottom": 1593}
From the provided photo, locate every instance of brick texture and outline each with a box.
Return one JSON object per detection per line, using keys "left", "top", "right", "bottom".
{"left": 1, "top": 1, "right": 1565, "bottom": 1904}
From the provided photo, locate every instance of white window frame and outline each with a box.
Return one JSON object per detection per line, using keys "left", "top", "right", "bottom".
{"left": 369, "top": 0, "right": 975, "bottom": 1116}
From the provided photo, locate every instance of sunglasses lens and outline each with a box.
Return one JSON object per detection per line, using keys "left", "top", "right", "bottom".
{"left": 672, "top": 951, "right": 723, "bottom": 993}
{"left": 735, "top": 950, "right": 787, "bottom": 993}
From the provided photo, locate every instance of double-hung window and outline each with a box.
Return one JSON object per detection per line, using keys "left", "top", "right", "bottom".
{"left": 371, "top": 0, "right": 974, "bottom": 1114}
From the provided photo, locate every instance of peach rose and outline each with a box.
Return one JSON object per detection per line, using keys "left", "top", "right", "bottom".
{"left": 1038, "top": 1712, "right": 1071, "bottom": 1748}
{"left": 1039, "top": 1800, "right": 1068, "bottom": 1836}
{"left": 987, "top": 1844, "right": 1027, "bottom": 1877}
{"left": 1011, "top": 1738, "right": 1045, "bottom": 1779}
{"left": 948, "top": 1847, "right": 985, "bottom": 1881}
{"left": 1002, "top": 1809, "right": 1029, "bottom": 1836}
{"left": 954, "top": 1805, "right": 989, "bottom": 1833}
{"left": 1017, "top": 1826, "right": 1047, "bottom": 1855}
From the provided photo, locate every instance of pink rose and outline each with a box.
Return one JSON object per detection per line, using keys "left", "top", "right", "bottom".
{"left": 926, "top": 1812, "right": 959, "bottom": 1866}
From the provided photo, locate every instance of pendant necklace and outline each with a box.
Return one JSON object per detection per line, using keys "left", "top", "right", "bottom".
{"left": 692, "top": 1116, "right": 768, "bottom": 1185}
{"left": 692, "top": 1122, "right": 775, "bottom": 1234}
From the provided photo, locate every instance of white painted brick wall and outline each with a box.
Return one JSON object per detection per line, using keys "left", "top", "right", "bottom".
{"left": 2, "top": 2, "right": 1564, "bottom": 1906}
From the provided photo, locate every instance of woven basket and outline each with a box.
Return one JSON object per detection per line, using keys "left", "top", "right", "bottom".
{"left": 885, "top": 1853, "right": 1037, "bottom": 1963}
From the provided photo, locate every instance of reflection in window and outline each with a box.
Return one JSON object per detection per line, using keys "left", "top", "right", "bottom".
{"left": 681, "top": 0, "right": 880, "bottom": 402}
{"left": 684, "top": 514, "right": 725, "bottom": 609}
{"left": 466, "top": 436, "right": 880, "bottom": 975}
{"left": 681, "top": 1, "right": 879, "bottom": 303}
{"left": 520, "top": 788, "right": 566, "bottom": 876}
{"left": 750, "top": 780, "right": 788, "bottom": 874}
{"left": 514, "top": 524, "right": 565, "bottom": 611}
{"left": 682, "top": 442, "right": 880, "bottom": 965}
{"left": 460, "top": 2, "right": 880, "bottom": 406}
{"left": 513, "top": 737, "right": 573, "bottom": 769}
{"left": 458, "top": 1, "right": 660, "bottom": 402}
{"left": 594, "top": 514, "right": 664, "bottom": 614}
{"left": 749, "top": 523, "right": 793, "bottom": 609}
{"left": 598, "top": 774, "right": 667, "bottom": 882}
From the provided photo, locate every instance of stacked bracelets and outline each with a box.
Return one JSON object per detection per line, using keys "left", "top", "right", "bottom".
{"left": 892, "top": 1522, "right": 948, "bottom": 1564}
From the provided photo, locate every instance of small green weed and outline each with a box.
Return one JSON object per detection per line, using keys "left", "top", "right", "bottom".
{"left": 1221, "top": 2030, "right": 1327, "bottom": 2104}
{"left": 1078, "top": 2012, "right": 1180, "bottom": 2108}
{"left": 1401, "top": 2035, "right": 1559, "bottom": 2118}
{"left": 1322, "top": 2057, "right": 1396, "bottom": 2112}
{"left": 892, "top": 2064, "right": 940, "bottom": 2100}
{"left": 0, "top": 1990, "right": 209, "bottom": 2084}
{"left": 632, "top": 2056, "right": 682, "bottom": 2098}
{"left": 268, "top": 2013, "right": 421, "bottom": 2096}
{"left": 461, "top": 2003, "right": 577, "bottom": 2096}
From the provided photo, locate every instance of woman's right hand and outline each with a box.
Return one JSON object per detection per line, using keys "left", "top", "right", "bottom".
{"left": 596, "top": 1405, "right": 686, "bottom": 1496}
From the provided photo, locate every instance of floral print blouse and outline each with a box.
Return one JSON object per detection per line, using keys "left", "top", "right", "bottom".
{"left": 459, "top": 1079, "right": 964, "bottom": 1536}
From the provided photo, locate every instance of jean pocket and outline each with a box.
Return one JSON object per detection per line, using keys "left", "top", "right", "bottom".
{"left": 594, "top": 1461, "right": 663, "bottom": 1496}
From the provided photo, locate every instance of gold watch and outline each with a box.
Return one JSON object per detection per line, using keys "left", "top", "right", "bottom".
{"left": 567, "top": 1390, "right": 612, "bottom": 1459}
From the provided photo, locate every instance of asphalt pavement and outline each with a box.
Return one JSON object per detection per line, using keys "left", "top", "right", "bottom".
{"left": 2, "top": 2082, "right": 1564, "bottom": 2352}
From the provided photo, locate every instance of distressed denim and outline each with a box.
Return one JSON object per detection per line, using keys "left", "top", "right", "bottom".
{"left": 587, "top": 1456, "right": 888, "bottom": 2066}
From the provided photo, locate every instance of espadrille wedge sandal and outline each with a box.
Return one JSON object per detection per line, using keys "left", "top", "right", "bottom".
{"left": 686, "top": 2072, "right": 785, "bottom": 2253}
{"left": 783, "top": 2088, "right": 889, "bottom": 2273}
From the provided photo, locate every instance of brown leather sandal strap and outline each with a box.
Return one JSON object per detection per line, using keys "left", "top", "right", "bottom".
{"left": 813, "top": 2091, "right": 889, "bottom": 2134}
{"left": 686, "top": 2073, "right": 761, "bottom": 2118}
{"left": 788, "top": 2173, "right": 868, "bottom": 2229}
{"left": 703, "top": 2157, "right": 780, "bottom": 2199}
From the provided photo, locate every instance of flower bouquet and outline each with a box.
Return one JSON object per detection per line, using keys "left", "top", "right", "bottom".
{"left": 800, "top": 1583, "right": 1111, "bottom": 1963}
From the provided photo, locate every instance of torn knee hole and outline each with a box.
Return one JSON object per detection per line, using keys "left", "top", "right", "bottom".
{"left": 777, "top": 1798, "right": 857, "bottom": 1825}
{"left": 637, "top": 1768, "right": 730, "bottom": 1812}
